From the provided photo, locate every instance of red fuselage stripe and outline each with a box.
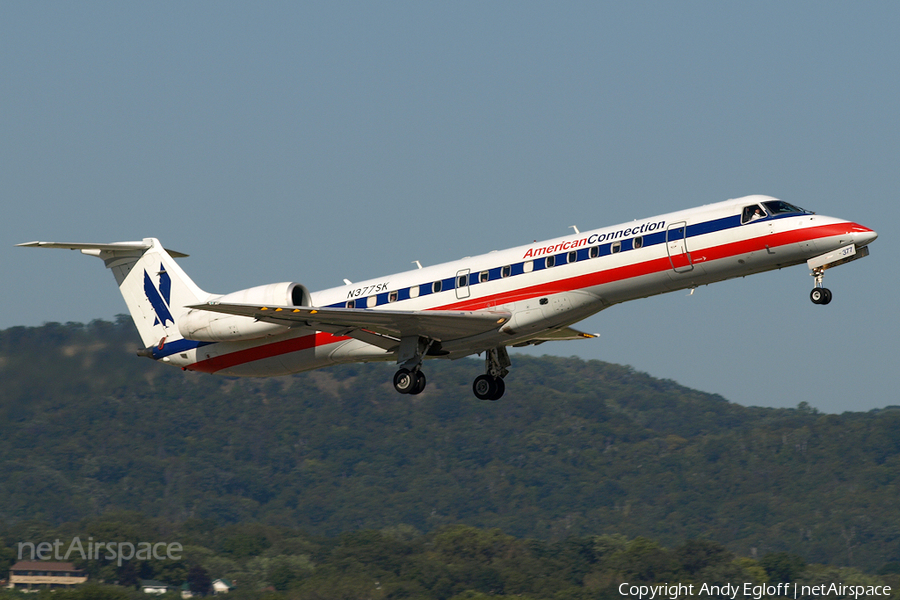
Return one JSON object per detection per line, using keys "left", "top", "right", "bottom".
{"left": 187, "top": 221, "right": 862, "bottom": 373}
{"left": 187, "top": 331, "right": 349, "bottom": 374}
{"left": 434, "top": 221, "right": 859, "bottom": 311}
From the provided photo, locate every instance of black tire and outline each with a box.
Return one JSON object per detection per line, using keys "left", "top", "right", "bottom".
{"left": 409, "top": 371, "right": 427, "bottom": 395}
{"left": 393, "top": 368, "right": 415, "bottom": 394}
{"left": 821, "top": 288, "right": 833, "bottom": 305}
{"left": 810, "top": 289, "right": 823, "bottom": 304}
{"left": 473, "top": 374, "right": 496, "bottom": 400}
{"left": 489, "top": 377, "right": 505, "bottom": 401}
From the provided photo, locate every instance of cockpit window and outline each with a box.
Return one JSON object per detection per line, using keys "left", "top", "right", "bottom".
{"left": 741, "top": 205, "right": 768, "bottom": 224}
{"left": 763, "top": 200, "right": 810, "bottom": 215}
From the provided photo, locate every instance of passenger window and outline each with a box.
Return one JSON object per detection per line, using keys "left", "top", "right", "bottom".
{"left": 433, "top": 280, "right": 442, "bottom": 293}
{"left": 457, "top": 274, "right": 468, "bottom": 288}
{"left": 409, "top": 285, "right": 419, "bottom": 299}
{"left": 346, "top": 300, "right": 355, "bottom": 309}
{"left": 634, "top": 236, "right": 643, "bottom": 249}
{"left": 611, "top": 242, "right": 621, "bottom": 254}
{"left": 501, "top": 265, "right": 511, "bottom": 278}
{"left": 590, "top": 246, "right": 599, "bottom": 259}
{"left": 546, "top": 255, "right": 555, "bottom": 268}
{"left": 480, "top": 271, "right": 490, "bottom": 283}
{"left": 524, "top": 260, "right": 534, "bottom": 273}
{"left": 367, "top": 295, "right": 377, "bottom": 308}
{"left": 567, "top": 251, "right": 577, "bottom": 263}
{"left": 388, "top": 291, "right": 398, "bottom": 303}
{"left": 741, "top": 205, "right": 768, "bottom": 224}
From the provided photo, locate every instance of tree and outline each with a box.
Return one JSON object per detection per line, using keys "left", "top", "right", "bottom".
{"left": 187, "top": 564, "right": 212, "bottom": 596}
{"left": 760, "top": 552, "right": 806, "bottom": 583}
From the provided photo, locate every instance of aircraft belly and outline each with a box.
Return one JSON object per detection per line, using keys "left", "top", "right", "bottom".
{"left": 327, "top": 338, "right": 393, "bottom": 364}
{"left": 664, "top": 262, "right": 708, "bottom": 290}
{"left": 689, "top": 240, "right": 809, "bottom": 282}
{"left": 457, "top": 290, "right": 608, "bottom": 349}
{"left": 592, "top": 269, "right": 674, "bottom": 304}
{"left": 273, "top": 343, "right": 335, "bottom": 374}
{"left": 215, "top": 355, "right": 309, "bottom": 377}
{"left": 187, "top": 328, "right": 341, "bottom": 377}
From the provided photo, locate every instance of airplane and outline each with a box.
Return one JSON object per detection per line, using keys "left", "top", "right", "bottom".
{"left": 19, "top": 195, "right": 876, "bottom": 400}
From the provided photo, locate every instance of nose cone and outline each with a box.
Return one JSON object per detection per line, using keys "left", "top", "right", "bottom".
{"left": 850, "top": 223, "right": 877, "bottom": 248}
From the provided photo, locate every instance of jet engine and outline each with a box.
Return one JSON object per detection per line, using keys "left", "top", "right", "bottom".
{"left": 178, "top": 282, "right": 311, "bottom": 342}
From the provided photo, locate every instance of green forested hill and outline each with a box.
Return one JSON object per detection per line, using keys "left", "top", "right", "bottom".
{"left": 1, "top": 319, "right": 899, "bottom": 573}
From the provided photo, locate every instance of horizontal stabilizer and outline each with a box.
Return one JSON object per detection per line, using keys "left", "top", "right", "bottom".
{"left": 19, "top": 238, "right": 206, "bottom": 347}
{"left": 189, "top": 302, "right": 511, "bottom": 342}
{"left": 17, "top": 241, "right": 189, "bottom": 258}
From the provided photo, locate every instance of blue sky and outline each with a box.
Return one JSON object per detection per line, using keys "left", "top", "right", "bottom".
{"left": 2, "top": 2, "right": 897, "bottom": 413}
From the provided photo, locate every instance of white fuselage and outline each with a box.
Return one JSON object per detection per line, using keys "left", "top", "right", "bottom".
{"left": 174, "top": 195, "right": 875, "bottom": 377}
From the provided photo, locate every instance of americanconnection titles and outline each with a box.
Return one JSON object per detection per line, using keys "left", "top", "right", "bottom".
{"left": 523, "top": 220, "right": 666, "bottom": 259}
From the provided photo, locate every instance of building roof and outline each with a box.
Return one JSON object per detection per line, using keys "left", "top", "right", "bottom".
{"left": 10, "top": 561, "right": 81, "bottom": 572}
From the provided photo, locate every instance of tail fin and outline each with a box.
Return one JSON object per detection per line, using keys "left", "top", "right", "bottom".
{"left": 18, "top": 238, "right": 211, "bottom": 348}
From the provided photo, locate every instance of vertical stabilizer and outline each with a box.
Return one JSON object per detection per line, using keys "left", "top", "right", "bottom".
{"left": 18, "top": 238, "right": 211, "bottom": 348}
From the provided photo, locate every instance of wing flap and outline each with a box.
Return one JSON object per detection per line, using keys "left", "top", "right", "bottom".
{"left": 511, "top": 327, "right": 599, "bottom": 347}
{"left": 530, "top": 327, "right": 599, "bottom": 341}
{"left": 188, "top": 302, "right": 511, "bottom": 342}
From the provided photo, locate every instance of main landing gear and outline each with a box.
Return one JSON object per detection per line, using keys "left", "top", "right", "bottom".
{"left": 810, "top": 266, "right": 832, "bottom": 305}
{"left": 472, "top": 347, "right": 510, "bottom": 401}
{"left": 393, "top": 368, "right": 427, "bottom": 395}
{"left": 390, "top": 343, "right": 511, "bottom": 401}
{"left": 473, "top": 374, "right": 505, "bottom": 401}
{"left": 392, "top": 336, "right": 433, "bottom": 396}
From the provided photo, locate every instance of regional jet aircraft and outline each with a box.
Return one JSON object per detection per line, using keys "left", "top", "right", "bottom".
{"left": 20, "top": 195, "right": 876, "bottom": 400}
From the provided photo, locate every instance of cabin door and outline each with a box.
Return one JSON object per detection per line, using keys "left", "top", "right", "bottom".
{"left": 455, "top": 269, "right": 471, "bottom": 299}
{"left": 666, "top": 222, "right": 693, "bottom": 273}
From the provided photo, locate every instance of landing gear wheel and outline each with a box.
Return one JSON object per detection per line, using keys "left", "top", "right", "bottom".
{"left": 473, "top": 375, "right": 495, "bottom": 400}
{"left": 491, "top": 377, "right": 505, "bottom": 401}
{"left": 393, "top": 368, "right": 416, "bottom": 394}
{"left": 810, "top": 288, "right": 833, "bottom": 305}
{"left": 409, "top": 371, "right": 427, "bottom": 395}
{"left": 473, "top": 374, "right": 505, "bottom": 401}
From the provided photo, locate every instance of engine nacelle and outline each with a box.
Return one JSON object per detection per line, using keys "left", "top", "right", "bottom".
{"left": 179, "top": 282, "right": 311, "bottom": 342}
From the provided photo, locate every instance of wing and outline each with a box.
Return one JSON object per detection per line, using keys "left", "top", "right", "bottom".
{"left": 188, "top": 302, "right": 511, "bottom": 350}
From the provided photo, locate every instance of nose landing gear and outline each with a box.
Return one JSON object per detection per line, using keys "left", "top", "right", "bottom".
{"left": 810, "top": 286, "right": 832, "bottom": 305}
{"left": 807, "top": 243, "right": 872, "bottom": 306}
{"left": 810, "top": 267, "right": 832, "bottom": 305}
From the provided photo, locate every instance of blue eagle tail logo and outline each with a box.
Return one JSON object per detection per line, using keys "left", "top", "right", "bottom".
{"left": 144, "top": 264, "right": 175, "bottom": 327}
